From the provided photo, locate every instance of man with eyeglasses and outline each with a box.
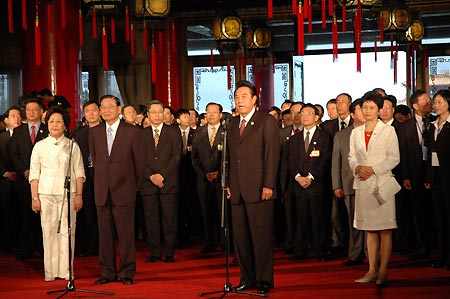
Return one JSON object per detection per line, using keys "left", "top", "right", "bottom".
{"left": 11, "top": 98, "right": 48, "bottom": 260}
{"left": 89, "top": 95, "right": 144, "bottom": 285}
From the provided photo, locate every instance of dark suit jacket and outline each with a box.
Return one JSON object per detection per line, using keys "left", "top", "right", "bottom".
{"left": 288, "top": 126, "right": 332, "bottom": 196}
{"left": 89, "top": 121, "right": 144, "bottom": 206}
{"left": 191, "top": 124, "right": 224, "bottom": 182}
{"left": 73, "top": 126, "right": 90, "bottom": 178}
{"left": 11, "top": 123, "right": 48, "bottom": 178}
{"left": 321, "top": 117, "right": 354, "bottom": 139}
{"left": 227, "top": 111, "right": 280, "bottom": 203}
{"left": 279, "top": 125, "right": 294, "bottom": 197}
{"left": 0, "top": 130, "right": 14, "bottom": 189}
{"left": 140, "top": 124, "right": 182, "bottom": 195}
{"left": 426, "top": 120, "right": 450, "bottom": 185}
{"left": 398, "top": 116, "right": 427, "bottom": 186}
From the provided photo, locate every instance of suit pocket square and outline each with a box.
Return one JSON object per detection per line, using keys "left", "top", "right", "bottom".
{"left": 373, "top": 175, "right": 401, "bottom": 205}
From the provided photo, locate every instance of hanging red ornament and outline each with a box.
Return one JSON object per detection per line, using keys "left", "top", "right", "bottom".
{"left": 342, "top": 5, "right": 346, "bottom": 32}
{"left": 130, "top": 23, "right": 135, "bottom": 56}
{"left": 322, "top": 0, "right": 326, "bottom": 29}
{"left": 390, "top": 35, "right": 394, "bottom": 61}
{"left": 304, "top": 0, "right": 309, "bottom": 19}
{"left": 393, "top": 52, "right": 397, "bottom": 84}
{"left": 356, "top": 0, "right": 362, "bottom": 72}
{"left": 261, "top": 56, "right": 265, "bottom": 76}
{"left": 297, "top": 3, "right": 304, "bottom": 56}
{"left": 374, "top": 37, "right": 377, "bottom": 62}
{"left": 8, "top": 0, "right": 13, "bottom": 34}
{"left": 268, "top": 0, "right": 273, "bottom": 19}
{"left": 143, "top": 22, "right": 147, "bottom": 51}
{"left": 125, "top": 5, "right": 130, "bottom": 42}
{"left": 292, "top": 0, "right": 298, "bottom": 15}
{"left": 151, "top": 31, "right": 157, "bottom": 84}
{"left": 406, "top": 46, "right": 411, "bottom": 89}
{"left": 328, "top": 0, "right": 334, "bottom": 17}
{"left": 210, "top": 48, "right": 214, "bottom": 70}
{"left": 379, "top": 11, "right": 384, "bottom": 44}
{"left": 22, "top": 0, "right": 27, "bottom": 30}
{"left": 111, "top": 18, "right": 116, "bottom": 44}
{"left": 227, "top": 60, "right": 231, "bottom": 90}
{"left": 242, "top": 47, "right": 246, "bottom": 78}
{"left": 102, "top": 20, "right": 108, "bottom": 70}
{"left": 308, "top": 1, "right": 313, "bottom": 33}
{"left": 92, "top": 8, "right": 97, "bottom": 39}
{"left": 47, "top": 3, "right": 51, "bottom": 31}
{"left": 35, "top": 7, "right": 41, "bottom": 66}
{"left": 171, "top": 18, "right": 176, "bottom": 53}
{"left": 411, "top": 39, "right": 415, "bottom": 56}
{"left": 61, "top": 0, "right": 66, "bottom": 29}
{"left": 78, "top": 9, "right": 83, "bottom": 46}
{"left": 332, "top": 15, "right": 338, "bottom": 62}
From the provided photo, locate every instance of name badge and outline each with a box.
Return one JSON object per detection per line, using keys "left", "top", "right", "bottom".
{"left": 187, "top": 145, "right": 192, "bottom": 152}
{"left": 310, "top": 149, "right": 320, "bottom": 157}
{"left": 431, "top": 152, "right": 440, "bottom": 167}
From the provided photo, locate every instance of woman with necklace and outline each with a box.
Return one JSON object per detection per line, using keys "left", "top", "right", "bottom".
{"left": 348, "top": 91, "right": 400, "bottom": 286}
{"left": 29, "top": 106, "right": 85, "bottom": 281}
{"left": 425, "top": 89, "right": 450, "bottom": 270}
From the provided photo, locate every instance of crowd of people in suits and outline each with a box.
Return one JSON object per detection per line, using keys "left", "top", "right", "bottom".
{"left": 1, "top": 83, "right": 450, "bottom": 293}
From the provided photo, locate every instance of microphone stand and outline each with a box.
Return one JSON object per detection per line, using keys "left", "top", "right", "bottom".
{"left": 47, "top": 137, "right": 114, "bottom": 299}
{"left": 198, "top": 124, "right": 266, "bottom": 298}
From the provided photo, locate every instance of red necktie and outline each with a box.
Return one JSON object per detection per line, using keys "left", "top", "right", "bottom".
{"left": 31, "top": 125, "right": 36, "bottom": 145}
{"left": 240, "top": 119, "right": 246, "bottom": 136}
{"left": 294, "top": 128, "right": 300, "bottom": 135}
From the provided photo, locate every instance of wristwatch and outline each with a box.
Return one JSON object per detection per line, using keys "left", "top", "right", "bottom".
{"left": 32, "top": 196, "right": 39, "bottom": 201}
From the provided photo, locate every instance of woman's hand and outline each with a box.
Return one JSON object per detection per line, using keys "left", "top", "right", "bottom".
{"left": 356, "top": 165, "right": 374, "bottom": 181}
{"left": 32, "top": 199, "right": 41, "bottom": 213}
{"left": 74, "top": 195, "right": 83, "bottom": 212}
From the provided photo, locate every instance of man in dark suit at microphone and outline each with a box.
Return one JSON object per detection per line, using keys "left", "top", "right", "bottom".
{"left": 89, "top": 95, "right": 144, "bottom": 285}
{"left": 226, "top": 80, "right": 280, "bottom": 295}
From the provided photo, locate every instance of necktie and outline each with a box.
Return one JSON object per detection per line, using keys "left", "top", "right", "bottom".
{"left": 304, "top": 131, "right": 310, "bottom": 152}
{"left": 30, "top": 125, "right": 36, "bottom": 145}
{"left": 240, "top": 119, "right": 246, "bottom": 136}
{"left": 182, "top": 131, "right": 187, "bottom": 153}
{"left": 210, "top": 126, "right": 216, "bottom": 148}
{"left": 107, "top": 127, "right": 113, "bottom": 155}
{"left": 154, "top": 128, "right": 160, "bottom": 148}
{"left": 293, "top": 128, "right": 300, "bottom": 135}
{"left": 340, "top": 121, "right": 346, "bottom": 130}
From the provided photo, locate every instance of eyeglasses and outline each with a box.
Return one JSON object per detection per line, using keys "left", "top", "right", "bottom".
{"left": 300, "top": 112, "right": 316, "bottom": 116}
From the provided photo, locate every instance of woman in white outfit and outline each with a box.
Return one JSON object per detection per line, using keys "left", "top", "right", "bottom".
{"left": 348, "top": 91, "right": 400, "bottom": 286}
{"left": 30, "top": 106, "right": 85, "bottom": 282}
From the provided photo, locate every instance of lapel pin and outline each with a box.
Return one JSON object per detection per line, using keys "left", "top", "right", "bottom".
{"left": 251, "top": 121, "right": 254, "bottom": 126}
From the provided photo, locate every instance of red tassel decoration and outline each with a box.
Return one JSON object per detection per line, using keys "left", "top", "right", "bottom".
{"left": 390, "top": 35, "right": 394, "bottom": 61}
{"left": 268, "top": 0, "right": 273, "bottom": 19}
{"left": 61, "top": 0, "right": 66, "bottom": 29}
{"left": 379, "top": 11, "right": 384, "bottom": 44}
{"left": 92, "top": 8, "right": 97, "bottom": 39}
{"left": 47, "top": 3, "right": 51, "bottom": 31}
{"left": 171, "top": 18, "right": 176, "bottom": 53}
{"left": 308, "top": 1, "right": 313, "bottom": 33}
{"left": 374, "top": 37, "right": 377, "bottom": 62}
{"left": 328, "top": 0, "right": 334, "bottom": 17}
{"left": 298, "top": 3, "right": 304, "bottom": 56}
{"left": 242, "top": 48, "right": 246, "bottom": 77}
{"left": 210, "top": 48, "right": 214, "bottom": 70}
{"left": 227, "top": 60, "right": 231, "bottom": 90}
{"left": 322, "top": 0, "right": 326, "bottom": 29}
{"left": 332, "top": 15, "right": 338, "bottom": 62}
{"left": 130, "top": 23, "right": 135, "bottom": 56}
{"left": 35, "top": 11, "right": 41, "bottom": 66}
{"left": 151, "top": 32, "right": 157, "bottom": 84}
{"left": 102, "top": 23, "right": 108, "bottom": 70}
{"left": 407, "top": 46, "right": 411, "bottom": 89}
{"left": 8, "top": 0, "right": 13, "bottom": 34}
{"left": 111, "top": 18, "right": 116, "bottom": 44}
{"left": 125, "top": 5, "right": 130, "bottom": 42}
{"left": 143, "top": 22, "right": 147, "bottom": 51}
{"left": 261, "top": 56, "right": 265, "bottom": 76}
{"left": 411, "top": 39, "right": 415, "bottom": 56}
{"left": 22, "top": 0, "right": 27, "bottom": 30}
{"left": 393, "top": 51, "right": 397, "bottom": 85}
{"left": 78, "top": 9, "right": 83, "bottom": 46}
{"left": 342, "top": 5, "right": 346, "bottom": 32}
{"left": 292, "top": 0, "right": 298, "bottom": 15}
{"left": 304, "top": 0, "right": 309, "bottom": 19}
{"left": 356, "top": 0, "right": 362, "bottom": 72}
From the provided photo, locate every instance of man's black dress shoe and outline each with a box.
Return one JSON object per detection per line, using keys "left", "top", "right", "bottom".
{"left": 342, "top": 260, "right": 364, "bottom": 266}
{"left": 289, "top": 254, "right": 307, "bottom": 261}
{"left": 165, "top": 256, "right": 175, "bottom": 263}
{"left": 233, "top": 283, "right": 251, "bottom": 291}
{"left": 95, "top": 277, "right": 116, "bottom": 285}
{"left": 229, "top": 257, "right": 238, "bottom": 265}
{"left": 147, "top": 256, "right": 162, "bottom": 263}
{"left": 256, "top": 281, "right": 270, "bottom": 294}
{"left": 122, "top": 278, "right": 133, "bottom": 285}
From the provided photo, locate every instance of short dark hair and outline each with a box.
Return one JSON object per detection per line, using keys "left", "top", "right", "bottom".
{"left": 123, "top": 104, "right": 136, "bottom": 111}
{"left": 290, "top": 101, "right": 304, "bottom": 111}
{"left": 148, "top": 100, "right": 164, "bottom": 111}
{"left": 188, "top": 108, "right": 199, "bottom": 118}
{"left": 100, "top": 95, "right": 121, "bottom": 106}
{"left": 300, "top": 103, "right": 320, "bottom": 115}
{"left": 326, "top": 98, "right": 336, "bottom": 106}
{"left": 45, "top": 106, "right": 70, "bottom": 128}
{"left": 1, "top": 106, "right": 21, "bottom": 122}
{"left": 82, "top": 101, "right": 99, "bottom": 111}
{"left": 384, "top": 95, "right": 397, "bottom": 107}
{"left": 39, "top": 88, "right": 53, "bottom": 97}
{"left": 234, "top": 80, "right": 257, "bottom": 97}
{"left": 175, "top": 108, "right": 190, "bottom": 119}
{"left": 268, "top": 106, "right": 280, "bottom": 116}
{"left": 135, "top": 104, "right": 147, "bottom": 115}
{"left": 361, "top": 91, "right": 384, "bottom": 109}
{"left": 433, "top": 89, "right": 450, "bottom": 112}
{"left": 336, "top": 93, "right": 352, "bottom": 103}
{"left": 409, "top": 90, "right": 427, "bottom": 107}
{"left": 372, "top": 87, "right": 386, "bottom": 95}
{"left": 281, "top": 109, "right": 291, "bottom": 117}
{"left": 25, "top": 98, "right": 44, "bottom": 110}
{"left": 350, "top": 98, "right": 363, "bottom": 114}
{"left": 206, "top": 102, "right": 223, "bottom": 113}
{"left": 394, "top": 104, "right": 412, "bottom": 117}
{"left": 315, "top": 104, "right": 324, "bottom": 115}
